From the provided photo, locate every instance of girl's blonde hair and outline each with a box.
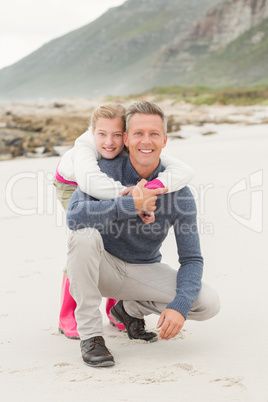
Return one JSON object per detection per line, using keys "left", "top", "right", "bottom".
{"left": 91, "top": 104, "right": 126, "bottom": 131}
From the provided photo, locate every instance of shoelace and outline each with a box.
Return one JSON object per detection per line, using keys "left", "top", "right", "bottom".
{"left": 91, "top": 337, "right": 104, "bottom": 346}
{"left": 83, "top": 337, "right": 105, "bottom": 351}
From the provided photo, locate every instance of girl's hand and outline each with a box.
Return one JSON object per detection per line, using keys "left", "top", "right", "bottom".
{"left": 119, "top": 186, "right": 135, "bottom": 196}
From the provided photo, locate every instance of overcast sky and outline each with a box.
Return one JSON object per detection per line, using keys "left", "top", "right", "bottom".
{"left": 0, "top": 0, "right": 126, "bottom": 70}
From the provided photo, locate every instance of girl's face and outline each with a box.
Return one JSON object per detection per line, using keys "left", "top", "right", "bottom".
{"left": 93, "top": 117, "right": 125, "bottom": 159}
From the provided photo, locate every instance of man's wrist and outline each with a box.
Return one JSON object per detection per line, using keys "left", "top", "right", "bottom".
{"left": 166, "top": 297, "right": 192, "bottom": 320}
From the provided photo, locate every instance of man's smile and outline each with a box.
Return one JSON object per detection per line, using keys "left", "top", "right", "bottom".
{"left": 139, "top": 149, "right": 154, "bottom": 154}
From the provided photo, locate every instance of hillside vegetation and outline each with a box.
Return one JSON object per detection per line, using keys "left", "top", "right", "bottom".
{"left": 108, "top": 85, "right": 268, "bottom": 106}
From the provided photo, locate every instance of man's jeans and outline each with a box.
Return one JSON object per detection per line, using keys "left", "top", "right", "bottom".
{"left": 67, "top": 228, "right": 220, "bottom": 341}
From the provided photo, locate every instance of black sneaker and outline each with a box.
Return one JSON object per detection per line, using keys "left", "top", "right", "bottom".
{"left": 110, "top": 300, "right": 158, "bottom": 343}
{"left": 80, "top": 336, "right": 115, "bottom": 367}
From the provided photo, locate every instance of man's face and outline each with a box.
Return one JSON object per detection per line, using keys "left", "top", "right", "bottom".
{"left": 93, "top": 117, "right": 125, "bottom": 159}
{"left": 124, "top": 113, "right": 167, "bottom": 174}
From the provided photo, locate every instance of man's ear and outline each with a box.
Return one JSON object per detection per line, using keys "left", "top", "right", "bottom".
{"left": 123, "top": 132, "right": 128, "bottom": 146}
{"left": 162, "top": 134, "right": 168, "bottom": 149}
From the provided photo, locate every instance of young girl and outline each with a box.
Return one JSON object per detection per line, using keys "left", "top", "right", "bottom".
{"left": 54, "top": 103, "right": 194, "bottom": 339}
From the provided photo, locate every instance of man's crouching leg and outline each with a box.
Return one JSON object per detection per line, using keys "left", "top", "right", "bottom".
{"left": 67, "top": 228, "right": 115, "bottom": 367}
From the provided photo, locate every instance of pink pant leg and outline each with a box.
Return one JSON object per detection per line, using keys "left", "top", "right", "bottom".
{"left": 106, "top": 299, "right": 126, "bottom": 330}
{"left": 59, "top": 275, "right": 79, "bottom": 339}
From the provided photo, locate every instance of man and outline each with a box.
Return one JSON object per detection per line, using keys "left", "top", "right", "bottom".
{"left": 66, "top": 101, "right": 220, "bottom": 367}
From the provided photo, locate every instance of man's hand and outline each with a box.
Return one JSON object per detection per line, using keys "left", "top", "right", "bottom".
{"left": 132, "top": 179, "right": 168, "bottom": 212}
{"left": 119, "top": 184, "right": 157, "bottom": 224}
{"left": 138, "top": 211, "right": 155, "bottom": 224}
{"left": 157, "top": 308, "right": 185, "bottom": 340}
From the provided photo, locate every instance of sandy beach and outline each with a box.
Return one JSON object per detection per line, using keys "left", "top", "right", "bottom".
{"left": 0, "top": 122, "right": 267, "bottom": 401}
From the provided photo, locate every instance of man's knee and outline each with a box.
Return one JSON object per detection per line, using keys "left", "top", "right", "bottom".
{"left": 200, "top": 285, "right": 220, "bottom": 320}
{"left": 190, "top": 283, "right": 220, "bottom": 321}
{"left": 205, "top": 287, "right": 220, "bottom": 319}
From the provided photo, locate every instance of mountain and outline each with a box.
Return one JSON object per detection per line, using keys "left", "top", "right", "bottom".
{"left": 153, "top": 0, "right": 268, "bottom": 86}
{"left": 0, "top": 0, "right": 220, "bottom": 101}
{"left": 0, "top": 0, "right": 267, "bottom": 101}
{"left": 180, "top": 16, "right": 268, "bottom": 87}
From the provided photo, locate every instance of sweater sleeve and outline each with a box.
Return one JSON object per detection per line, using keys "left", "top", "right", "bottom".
{"left": 166, "top": 187, "right": 203, "bottom": 319}
{"left": 157, "top": 154, "right": 194, "bottom": 193}
{"left": 67, "top": 187, "right": 137, "bottom": 230}
{"left": 73, "top": 128, "right": 127, "bottom": 200}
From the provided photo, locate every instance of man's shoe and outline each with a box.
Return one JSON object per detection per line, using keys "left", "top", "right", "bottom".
{"left": 80, "top": 336, "right": 115, "bottom": 367}
{"left": 110, "top": 300, "right": 158, "bottom": 343}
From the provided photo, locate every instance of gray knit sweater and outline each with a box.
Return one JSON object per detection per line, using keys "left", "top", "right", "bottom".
{"left": 67, "top": 156, "right": 203, "bottom": 319}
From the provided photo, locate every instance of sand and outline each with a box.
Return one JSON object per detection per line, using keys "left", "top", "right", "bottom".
{"left": 0, "top": 122, "right": 267, "bottom": 401}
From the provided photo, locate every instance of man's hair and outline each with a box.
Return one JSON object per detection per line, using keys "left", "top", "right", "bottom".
{"left": 126, "top": 101, "right": 167, "bottom": 134}
{"left": 90, "top": 104, "right": 126, "bottom": 131}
